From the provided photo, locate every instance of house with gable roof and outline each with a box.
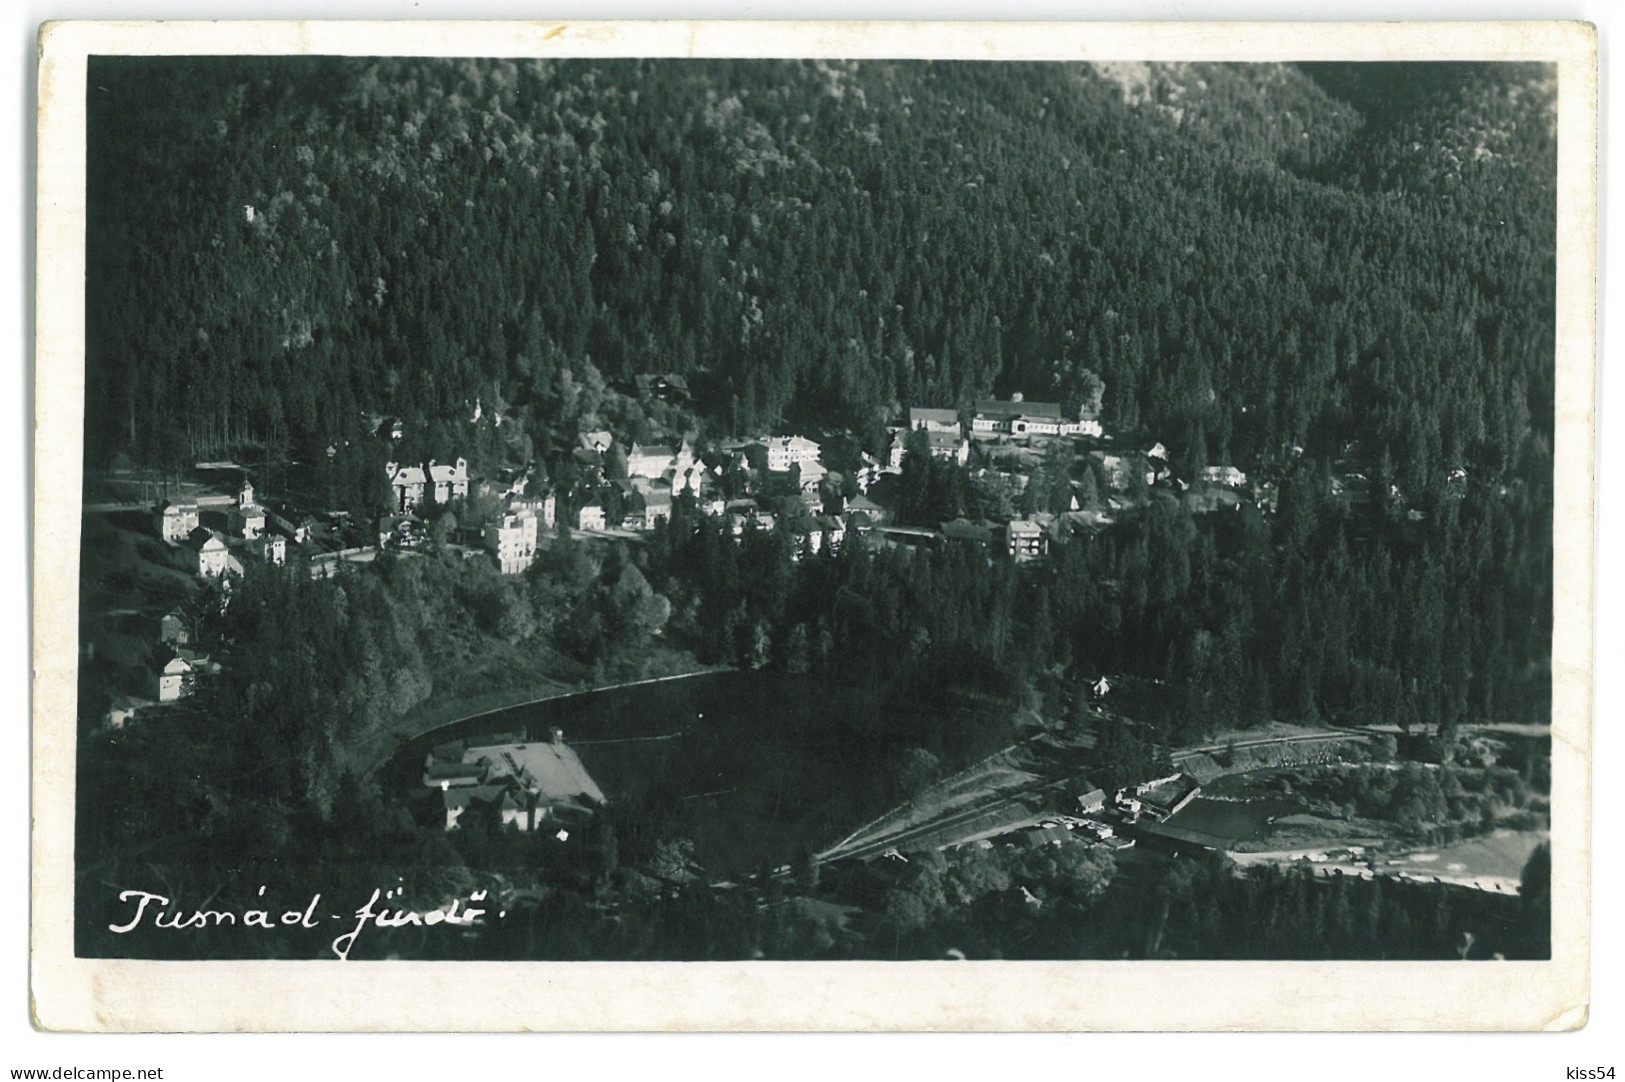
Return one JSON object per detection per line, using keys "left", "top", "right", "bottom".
{"left": 425, "top": 730, "right": 607, "bottom": 833}
{"left": 428, "top": 458, "right": 470, "bottom": 503}
{"left": 386, "top": 462, "right": 427, "bottom": 512}
{"left": 182, "top": 527, "right": 230, "bottom": 578}
{"left": 156, "top": 500, "right": 199, "bottom": 543}
{"left": 153, "top": 646, "right": 194, "bottom": 702}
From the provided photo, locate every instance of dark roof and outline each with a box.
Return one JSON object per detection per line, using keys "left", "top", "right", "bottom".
{"left": 634, "top": 373, "right": 690, "bottom": 398}
{"left": 184, "top": 526, "right": 223, "bottom": 551}
{"left": 910, "top": 407, "right": 960, "bottom": 425}
{"left": 425, "top": 761, "right": 489, "bottom": 783}
{"left": 443, "top": 784, "right": 524, "bottom": 813}
{"left": 941, "top": 518, "right": 993, "bottom": 544}
{"left": 976, "top": 398, "right": 1065, "bottom": 420}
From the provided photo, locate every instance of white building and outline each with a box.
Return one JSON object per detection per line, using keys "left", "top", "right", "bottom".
{"left": 1202, "top": 465, "right": 1248, "bottom": 488}
{"left": 973, "top": 395, "right": 1100, "bottom": 438}
{"left": 577, "top": 503, "right": 606, "bottom": 532}
{"left": 156, "top": 501, "right": 199, "bottom": 543}
{"left": 386, "top": 462, "right": 427, "bottom": 511}
{"left": 798, "top": 459, "right": 828, "bottom": 493}
{"left": 251, "top": 533, "right": 286, "bottom": 566}
{"left": 512, "top": 493, "right": 556, "bottom": 530}
{"left": 757, "top": 435, "right": 822, "bottom": 473}
{"left": 641, "top": 491, "right": 673, "bottom": 530}
{"left": 885, "top": 428, "right": 908, "bottom": 470}
{"left": 626, "top": 440, "right": 696, "bottom": 482}
{"left": 1006, "top": 519, "right": 1046, "bottom": 562}
{"left": 429, "top": 458, "right": 471, "bottom": 503}
{"left": 485, "top": 507, "right": 541, "bottom": 575}
{"left": 155, "top": 653, "right": 193, "bottom": 703}
{"left": 387, "top": 458, "right": 470, "bottom": 510}
{"left": 184, "top": 528, "right": 229, "bottom": 578}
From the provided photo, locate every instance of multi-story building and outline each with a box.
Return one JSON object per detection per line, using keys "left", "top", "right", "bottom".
{"left": 156, "top": 500, "right": 199, "bottom": 543}
{"left": 1006, "top": 519, "right": 1047, "bottom": 562}
{"left": 485, "top": 506, "right": 541, "bottom": 575}
{"left": 755, "top": 435, "right": 821, "bottom": 473}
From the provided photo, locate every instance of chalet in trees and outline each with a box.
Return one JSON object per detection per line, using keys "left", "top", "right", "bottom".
{"left": 153, "top": 647, "right": 193, "bottom": 703}
{"left": 633, "top": 372, "right": 691, "bottom": 403}
{"left": 423, "top": 730, "right": 606, "bottom": 833}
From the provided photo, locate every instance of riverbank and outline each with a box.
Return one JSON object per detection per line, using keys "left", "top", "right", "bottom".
{"left": 1229, "top": 827, "right": 1547, "bottom": 895}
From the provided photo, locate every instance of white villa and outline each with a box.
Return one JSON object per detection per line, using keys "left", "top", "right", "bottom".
{"left": 156, "top": 500, "right": 199, "bottom": 543}
{"left": 754, "top": 435, "right": 822, "bottom": 473}
{"left": 183, "top": 528, "right": 230, "bottom": 578}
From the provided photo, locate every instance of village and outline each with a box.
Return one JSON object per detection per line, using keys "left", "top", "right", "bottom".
{"left": 85, "top": 369, "right": 1295, "bottom": 745}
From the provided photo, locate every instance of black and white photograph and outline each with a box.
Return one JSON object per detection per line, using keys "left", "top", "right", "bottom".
{"left": 29, "top": 19, "right": 1597, "bottom": 1037}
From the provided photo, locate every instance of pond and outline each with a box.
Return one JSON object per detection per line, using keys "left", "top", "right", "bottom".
{"left": 1162, "top": 795, "right": 1298, "bottom": 847}
{"left": 390, "top": 670, "right": 1011, "bottom": 876}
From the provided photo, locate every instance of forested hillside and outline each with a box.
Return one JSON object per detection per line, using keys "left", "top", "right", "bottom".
{"left": 88, "top": 58, "right": 1553, "bottom": 489}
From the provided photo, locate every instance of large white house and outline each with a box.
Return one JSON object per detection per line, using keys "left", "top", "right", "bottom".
{"left": 1006, "top": 519, "right": 1047, "bottom": 562}
{"left": 626, "top": 439, "right": 696, "bottom": 482}
{"left": 425, "top": 731, "right": 607, "bottom": 833}
{"left": 156, "top": 500, "right": 199, "bottom": 543}
{"left": 154, "top": 651, "right": 193, "bottom": 702}
{"left": 428, "top": 458, "right": 470, "bottom": 503}
{"left": 484, "top": 499, "right": 545, "bottom": 575}
{"left": 973, "top": 395, "right": 1102, "bottom": 438}
{"left": 183, "top": 527, "right": 230, "bottom": 578}
{"left": 754, "top": 435, "right": 821, "bottom": 473}
{"left": 386, "top": 462, "right": 427, "bottom": 511}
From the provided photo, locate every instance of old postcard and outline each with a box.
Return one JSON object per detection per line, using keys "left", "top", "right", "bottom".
{"left": 32, "top": 19, "right": 1596, "bottom": 1031}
